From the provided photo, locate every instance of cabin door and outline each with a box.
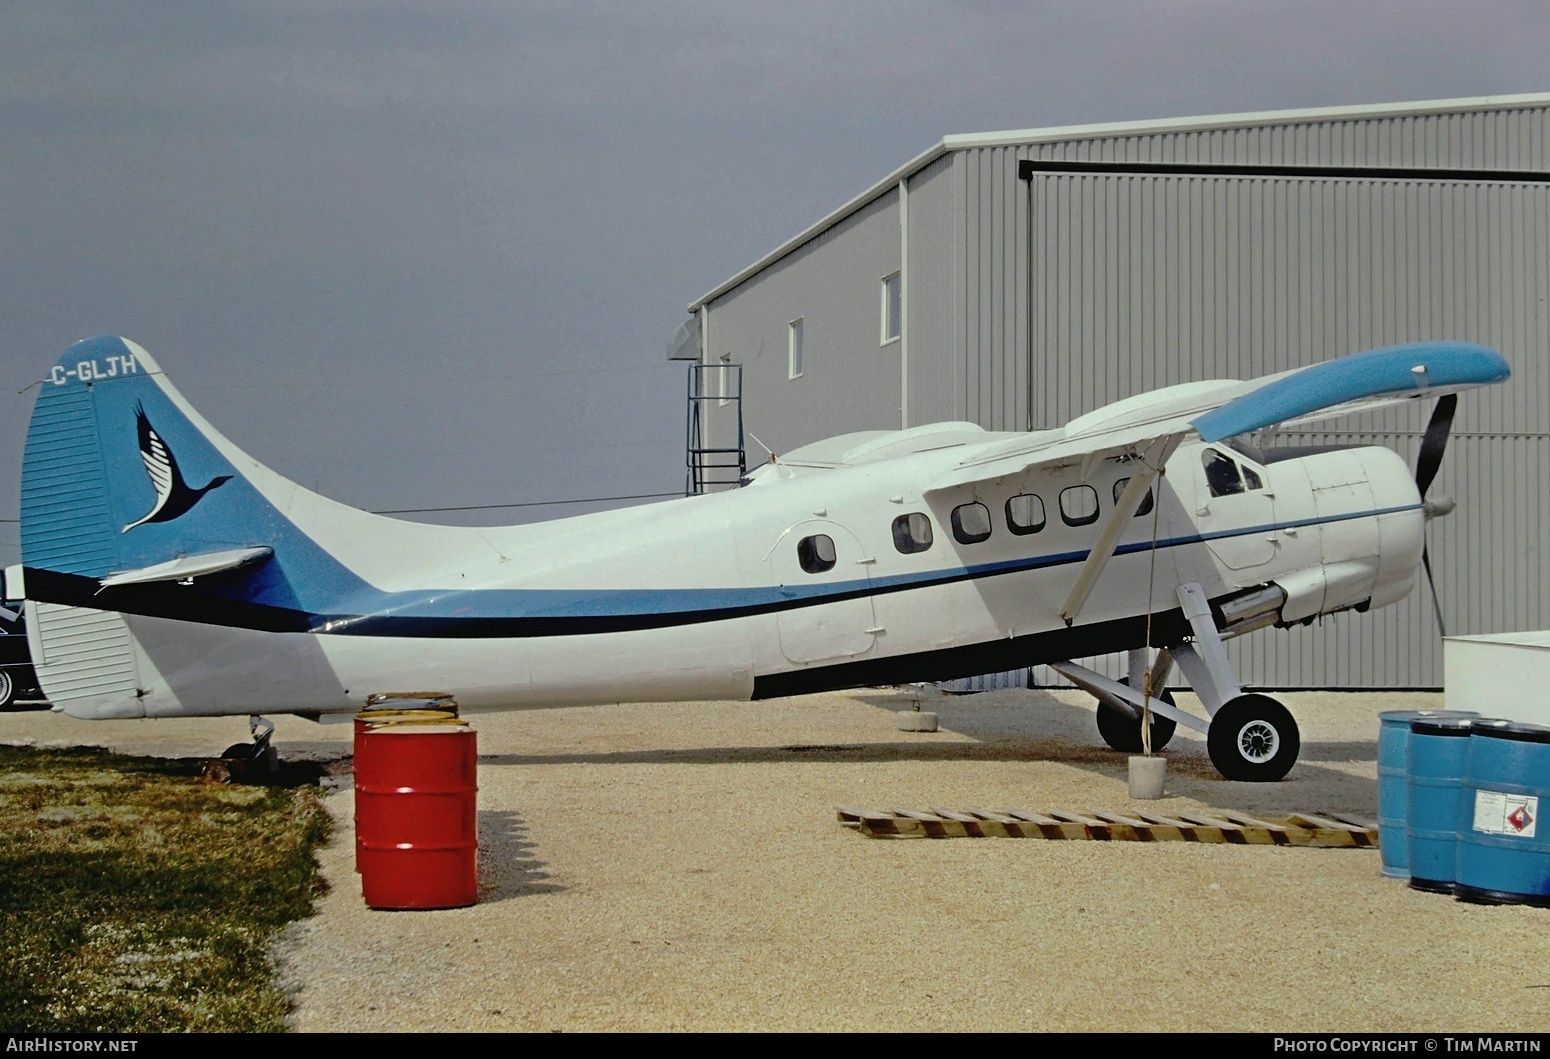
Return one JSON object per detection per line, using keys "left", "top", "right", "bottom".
{"left": 765, "top": 520, "right": 878, "bottom": 665}
{"left": 1188, "top": 446, "right": 1277, "bottom": 570}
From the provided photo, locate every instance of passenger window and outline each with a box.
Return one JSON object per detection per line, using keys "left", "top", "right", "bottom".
{"left": 1203, "top": 450, "right": 1246, "bottom": 498}
{"left": 892, "top": 512, "right": 934, "bottom": 554}
{"left": 1113, "top": 478, "right": 1155, "bottom": 517}
{"left": 1242, "top": 465, "right": 1263, "bottom": 490}
{"left": 1006, "top": 493, "right": 1046, "bottom": 535}
{"left": 951, "top": 502, "right": 992, "bottom": 545}
{"left": 797, "top": 534, "right": 836, "bottom": 574}
{"left": 1059, "top": 485, "right": 1100, "bottom": 527}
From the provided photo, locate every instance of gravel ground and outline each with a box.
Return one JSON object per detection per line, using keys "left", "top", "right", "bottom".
{"left": 3, "top": 686, "right": 1546, "bottom": 1033}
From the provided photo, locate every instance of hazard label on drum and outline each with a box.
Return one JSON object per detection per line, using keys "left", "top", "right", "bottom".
{"left": 1472, "top": 790, "right": 1537, "bottom": 838}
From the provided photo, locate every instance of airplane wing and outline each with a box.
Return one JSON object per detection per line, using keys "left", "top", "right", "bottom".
{"left": 922, "top": 340, "right": 1510, "bottom": 625}
{"left": 927, "top": 341, "right": 1510, "bottom": 493}
{"left": 1190, "top": 341, "right": 1510, "bottom": 443}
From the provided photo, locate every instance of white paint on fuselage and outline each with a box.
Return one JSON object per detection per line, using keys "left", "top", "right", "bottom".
{"left": 80, "top": 434, "right": 1425, "bottom": 721}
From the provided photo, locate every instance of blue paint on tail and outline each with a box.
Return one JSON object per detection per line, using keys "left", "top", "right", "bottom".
{"left": 21, "top": 336, "right": 371, "bottom": 617}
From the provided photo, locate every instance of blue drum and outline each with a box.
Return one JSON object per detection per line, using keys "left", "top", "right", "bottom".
{"left": 1407, "top": 714, "right": 1477, "bottom": 893}
{"left": 1378, "top": 710, "right": 1476, "bottom": 879}
{"left": 1455, "top": 720, "right": 1550, "bottom": 907}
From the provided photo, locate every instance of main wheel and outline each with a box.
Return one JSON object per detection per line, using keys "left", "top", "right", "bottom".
{"left": 1207, "top": 693, "right": 1300, "bottom": 781}
{"left": 1095, "top": 680, "right": 1177, "bottom": 753}
{"left": 0, "top": 670, "right": 15, "bottom": 710}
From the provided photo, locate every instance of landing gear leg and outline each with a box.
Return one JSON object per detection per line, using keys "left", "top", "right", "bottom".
{"left": 221, "top": 715, "right": 278, "bottom": 772}
{"left": 1095, "top": 679, "right": 1178, "bottom": 753}
{"left": 1092, "top": 650, "right": 1179, "bottom": 752}
{"left": 1051, "top": 650, "right": 1198, "bottom": 752}
{"left": 1170, "top": 583, "right": 1300, "bottom": 782}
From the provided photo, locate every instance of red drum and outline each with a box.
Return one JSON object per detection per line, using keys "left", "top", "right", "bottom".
{"left": 353, "top": 716, "right": 478, "bottom": 910}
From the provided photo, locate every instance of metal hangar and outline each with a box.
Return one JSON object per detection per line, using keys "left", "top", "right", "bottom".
{"left": 672, "top": 94, "right": 1550, "bottom": 688}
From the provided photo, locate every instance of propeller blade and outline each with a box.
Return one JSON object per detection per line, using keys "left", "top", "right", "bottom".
{"left": 1421, "top": 544, "right": 1447, "bottom": 639}
{"left": 1415, "top": 393, "right": 1457, "bottom": 497}
{"left": 1416, "top": 395, "right": 1457, "bottom": 641}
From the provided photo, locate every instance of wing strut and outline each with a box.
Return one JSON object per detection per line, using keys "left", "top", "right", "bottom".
{"left": 1058, "top": 434, "right": 1182, "bottom": 627}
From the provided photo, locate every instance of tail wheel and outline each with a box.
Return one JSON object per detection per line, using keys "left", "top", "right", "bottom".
{"left": 1207, "top": 693, "right": 1300, "bottom": 781}
{"left": 0, "top": 671, "right": 14, "bottom": 710}
{"left": 1095, "top": 680, "right": 1178, "bottom": 753}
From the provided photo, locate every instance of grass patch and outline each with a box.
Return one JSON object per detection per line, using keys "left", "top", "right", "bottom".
{"left": 0, "top": 744, "right": 335, "bottom": 1032}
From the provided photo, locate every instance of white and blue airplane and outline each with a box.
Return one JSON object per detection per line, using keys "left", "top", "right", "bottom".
{"left": 18, "top": 336, "right": 1510, "bottom": 780}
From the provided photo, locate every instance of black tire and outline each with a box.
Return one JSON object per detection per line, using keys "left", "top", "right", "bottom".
{"left": 221, "top": 742, "right": 257, "bottom": 761}
{"left": 0, "top": 670, "right": 15, "bottom": 711}
{"left": 1207, "top": 693, "right": 1300, "bottom": 781}
{"left": 1095, "top": 680, "right": 1177, "bottom": 753}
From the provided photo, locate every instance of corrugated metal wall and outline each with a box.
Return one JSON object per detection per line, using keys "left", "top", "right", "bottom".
{"left": 704, "top": 190, "right": 902, "bottom": 460}
{"left": 1017, "top": 174, "right": 1549, "bottom": 431}
{"left": 699, "top": 100, "right": 1550, "bottom": 687}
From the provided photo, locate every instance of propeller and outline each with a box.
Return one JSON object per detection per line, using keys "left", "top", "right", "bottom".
{"left": 1415, "top": 393, "right": 1457, "bottom": 638}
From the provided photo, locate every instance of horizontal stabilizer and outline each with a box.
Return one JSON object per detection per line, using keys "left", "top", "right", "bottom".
{"left": 97, "top": 546, "right": 274, "bottom": 589}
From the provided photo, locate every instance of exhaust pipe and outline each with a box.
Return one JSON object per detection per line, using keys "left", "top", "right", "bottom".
{"left": 1216, "top": 585, "right": 1288, "bottom": 638}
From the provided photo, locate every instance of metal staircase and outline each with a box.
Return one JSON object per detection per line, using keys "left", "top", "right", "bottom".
{"left": 685, "top": 362, "right": 746, "bottom": 494}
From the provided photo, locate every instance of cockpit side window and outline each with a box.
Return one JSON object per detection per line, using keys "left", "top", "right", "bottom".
{"left": 1203, "top": 449, "right": 1246, "bottom": 498}
{"left": 1204, "top": 448, "right": 1268, "bottom": 497}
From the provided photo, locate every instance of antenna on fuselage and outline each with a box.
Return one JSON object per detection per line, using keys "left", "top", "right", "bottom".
{"left": 748, "top": 432, "right": 780, "bottom": 465}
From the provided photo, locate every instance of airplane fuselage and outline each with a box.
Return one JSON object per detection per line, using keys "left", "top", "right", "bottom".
{"left": 37, "top": 434, "right": 1423, "bottom": 720}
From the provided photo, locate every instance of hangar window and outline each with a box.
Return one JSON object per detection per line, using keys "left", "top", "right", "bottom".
{"left": 1204, "top": 449, "right": 1266, "bottom": 498}
{"left": 788, "top": 318, "right": 804, "bottom": 380}
{"left": 797, "top": 534, "right": 836, "bottom": 574}
{"left": 716, "top": 352, "right": 733, "bottom": 407}
{"left": 1006, "top": 493, "right": 1046, "bottom": 535}
{"left": 951, "top": 502, "right": 992, "bottom": 545}
{"left": 892, "top": 512, "right": 934, "bottom": 554}
{"left": 1059, "top": 485, "right": 1100, "bottom": 527}
{"left": 881, "top": 271, "right": 901, "bottom": 345}
{"left": 1112, "top": 478, "right": 1155, "bottom": 517}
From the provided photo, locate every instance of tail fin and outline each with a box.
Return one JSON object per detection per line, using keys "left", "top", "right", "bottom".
{"left": 19, "top": 336, "right": 392, "bottom": 717}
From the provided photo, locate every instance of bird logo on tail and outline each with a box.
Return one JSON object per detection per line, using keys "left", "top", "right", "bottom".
{"left": 122, "top": 402, "right": 233, "bottom": 533}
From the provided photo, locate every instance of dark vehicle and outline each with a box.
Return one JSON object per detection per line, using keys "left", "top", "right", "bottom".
{"left": 0, "top": 566, "right": 43, "bottom": 709}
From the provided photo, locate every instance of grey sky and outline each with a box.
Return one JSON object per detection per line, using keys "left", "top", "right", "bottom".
{"left": 2, "top": 2, "right": 1546, "bottom": 568}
